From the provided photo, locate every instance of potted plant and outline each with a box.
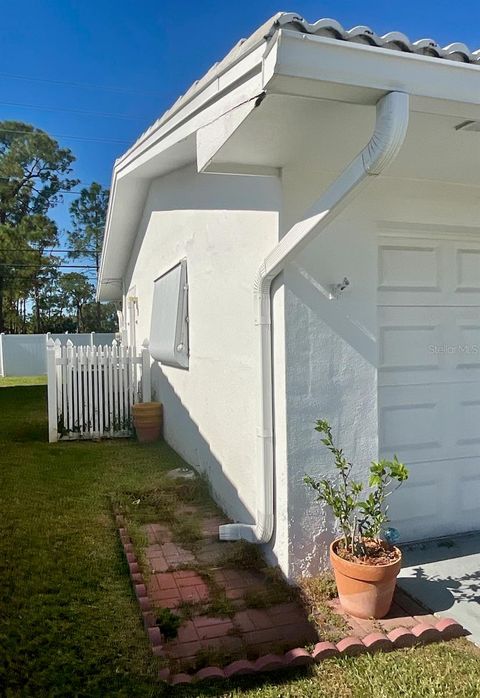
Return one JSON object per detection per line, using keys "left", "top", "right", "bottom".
{"left": 132, "top": 402, "right": 163, "bottom": 443}
{"left": 304, "top": 420, "right": 408, "bottom": 619}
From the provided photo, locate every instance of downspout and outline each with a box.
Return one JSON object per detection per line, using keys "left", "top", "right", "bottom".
{"left": 219, "top": 91, "right": 409, "bottom": 544}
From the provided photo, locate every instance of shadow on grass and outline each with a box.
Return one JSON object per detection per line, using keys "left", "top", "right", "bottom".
{"left": 0, "top": 385, "right": 47, "bottom": 442}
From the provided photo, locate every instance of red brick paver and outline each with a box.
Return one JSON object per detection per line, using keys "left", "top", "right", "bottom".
{"left": 118, "top": 508, "right": 467, "bottom": 685}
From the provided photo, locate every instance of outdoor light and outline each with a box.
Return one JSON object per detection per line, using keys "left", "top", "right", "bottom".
{"left": 329, "top": 277, "right": 350, "bottom": 299}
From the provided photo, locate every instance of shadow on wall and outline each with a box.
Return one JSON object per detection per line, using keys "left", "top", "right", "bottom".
{"left": 281, "top": 227, "right": 380, "bottom": 577}
{"left": 149, "top": 360, "right": 284, "bottom": 570}
{"left": 150, "top": 360, "right": 258, "bottom": 520}
{"left": 286, "top": 262, "right": 377, "bottom": 368}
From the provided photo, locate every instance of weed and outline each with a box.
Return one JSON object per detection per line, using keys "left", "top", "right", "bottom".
{"left": 193, "top": 644, "right": 244, "bottom": 670}
{"left": 219, "top": 540, "right": 265, "bottom": 570}
{"left": 156, "top": 607, "right": 182, "bottom": 639}
{"left": 299, "top": 573, "right": 348, "bottom": 643}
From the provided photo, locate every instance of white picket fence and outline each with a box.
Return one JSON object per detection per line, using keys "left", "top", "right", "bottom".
{"left": 47, "top": 338, "right": 151, "bottom": 443}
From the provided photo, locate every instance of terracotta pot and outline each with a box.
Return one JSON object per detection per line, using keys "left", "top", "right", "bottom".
{"left": 330, "top": 539, "right": 402, "bottom": 619}
{"left": 132, "top": 402, "right": 163, "bottom": 443}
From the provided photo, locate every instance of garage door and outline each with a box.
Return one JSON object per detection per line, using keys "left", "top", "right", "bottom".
{"left": 378, "top": 234, "right": 480, "bottom": 542}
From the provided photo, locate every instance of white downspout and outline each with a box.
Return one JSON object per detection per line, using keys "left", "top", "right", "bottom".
{"left": 219, "top": 91, "right": 409, "bottom": 544}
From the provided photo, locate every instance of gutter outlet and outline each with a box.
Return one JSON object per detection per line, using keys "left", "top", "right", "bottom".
{"left": 219, "top": 91, "right": 409, "bottom": 544}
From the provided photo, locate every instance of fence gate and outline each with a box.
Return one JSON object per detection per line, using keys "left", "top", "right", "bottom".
{"left": 47, "top": 338, "right": 151, "bottom": 443}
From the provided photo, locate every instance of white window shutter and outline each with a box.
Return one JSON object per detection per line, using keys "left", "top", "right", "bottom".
{"left": 149, "top": 259, "right": 189, "bottom": 368}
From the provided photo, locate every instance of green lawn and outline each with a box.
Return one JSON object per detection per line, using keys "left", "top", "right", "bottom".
{"left": 0, "top": 382, "right": 480, "bottom": 696}
{"left": 0, "top": 374, "right": 47, "bottom": 387}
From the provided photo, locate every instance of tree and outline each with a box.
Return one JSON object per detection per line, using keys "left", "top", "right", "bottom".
{"left": 0, "top": 120, "right": 77, "bottom": 331}
{"left": 68, "top": 182, "right": 109, "bottom": 273}
{"left": 19, "top": 215, "right": 59, "bottom": 332}
{"left": 81, "top": 301, "right": 118, "bottom": 332}
{"left": 68, "top": 182, "right": 110, "bottom": 329}
{"left": 59, "top": 273, "right": 94, "bottom": 333}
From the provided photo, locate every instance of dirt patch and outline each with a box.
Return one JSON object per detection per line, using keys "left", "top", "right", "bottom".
{"left": 335, "top": 538, "right": 401, "bottom": 566}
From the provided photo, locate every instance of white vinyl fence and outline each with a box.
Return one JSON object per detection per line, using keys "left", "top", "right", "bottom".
{"left": 0, "top": 332, "right": 116, "bottom": 377}
{"left": 47, "top": 338, "right": 151, "bottom": 443}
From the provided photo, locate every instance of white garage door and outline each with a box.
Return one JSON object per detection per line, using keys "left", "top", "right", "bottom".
{"left": 378, "top": 234, "right": 480, "bottom": 542}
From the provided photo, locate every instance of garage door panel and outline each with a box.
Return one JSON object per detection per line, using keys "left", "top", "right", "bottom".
{"left": 455, "top": 247, "right": 480, "bottom": 293}
{"left": 381, "top": 384, "right": 480, "bottom": 461}
{"left": 379, "top": 385, "right": 445, "bottom": 461}
{"left": 378, "top": 234, "right": 480, "bottom": 541}
{"left": 456, "top": 389, "right": 480, "bottom": 449}
{"left": 379, "top": 306, "right": 480, "bottom": 382}
{"left": 388, "top": 469, "right": 447, "bottom": 541}
{"left": 454, "top": 315, "right": 480, "bottom": 369}
{"left": 389, "top": 459, "right": 480, "bottom": 541}
{"left": 379, "top": 307, "right": 444, "bottom": 375}
{"left": 379, "top": 237, "right": 480, "bottom": 306}
{"left": 458, "top": 467, "right": 480, "bottom": 524}
{"left": 378, "top": 243, "right": 440, "bottom": 292}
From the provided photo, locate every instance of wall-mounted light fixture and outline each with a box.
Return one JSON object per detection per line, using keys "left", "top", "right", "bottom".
{"left": 329, "top": 277, "right": 350, "bottom": 299}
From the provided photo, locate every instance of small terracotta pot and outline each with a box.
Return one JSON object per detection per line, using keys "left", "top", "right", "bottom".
{"left": 132, "top": 402, "right": 163, "bottom": 443}
{"left": 330, "top": 539, "right": 401, "bottom": 619}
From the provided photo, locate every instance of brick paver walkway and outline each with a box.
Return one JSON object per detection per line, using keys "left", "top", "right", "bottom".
{"left": 330, "top": 585, "right": 439, "bottom": 636}
{"left": 143, "top": 519, "right": 317, "bottom": 669}
{"left": 117, "top": 506, "right": 468, "bottom": 683}
{"left": 142, "top": 512, "right": 449, "bottom": 672}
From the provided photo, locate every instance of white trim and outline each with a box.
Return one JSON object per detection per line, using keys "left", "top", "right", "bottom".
{"left": 378, "top": 221, "right": 480, "bottom": 241}
{"left": 271, "top": 30, "right": 480, "bottom": 106}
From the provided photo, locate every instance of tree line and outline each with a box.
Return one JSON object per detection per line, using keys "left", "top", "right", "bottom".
{"left": 0, "top": 120, "right": 117, "bottom": 334}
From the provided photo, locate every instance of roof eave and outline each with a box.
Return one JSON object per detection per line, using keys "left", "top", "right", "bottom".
{"left": 271, "top": 30, "right": 480, "bottom": 106}
{"left": 97, "top": 28, "right": 480, "bottom": 302}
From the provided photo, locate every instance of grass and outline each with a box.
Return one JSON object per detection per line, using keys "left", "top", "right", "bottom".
{"left": 299, "top": 573, "right": 349, "bottom": 643}
{"left": 219, "top": 540, "right": 266, "bottom": 570}
{"left": 0, "top": 381, "right": 480, "bottom": 696}
{"left": 244, "top": 568, "right": 296, "bottom": 609}
{"left": 156, "top": 608, "right": 182, "bottom": 639}
{"left": 0, "top": 374, "right": 47, "bottom": 387}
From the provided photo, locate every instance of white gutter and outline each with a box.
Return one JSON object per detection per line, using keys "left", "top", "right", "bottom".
{"left": 219, "top": 90, "right": 409, "bottom": 544}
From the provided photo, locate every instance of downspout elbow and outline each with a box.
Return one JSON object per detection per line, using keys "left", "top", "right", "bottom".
{"left": 362, "top": 91, "right": 409, "bottom": 175}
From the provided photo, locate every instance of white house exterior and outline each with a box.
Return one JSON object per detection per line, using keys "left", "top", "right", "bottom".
{"left": 98, "top": 13, "right": 480, "bottom": 580}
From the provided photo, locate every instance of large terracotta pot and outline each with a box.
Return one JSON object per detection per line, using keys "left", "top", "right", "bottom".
{"left": 132, "top": 402, "right": 163, "bottom": 443}
{"left": 330, "top": 539, "right": 402, "bottom": 619}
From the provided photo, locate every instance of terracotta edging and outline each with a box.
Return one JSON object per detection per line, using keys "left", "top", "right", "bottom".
{"left": 114, "top": 513, "right": 468, "bottom": 686}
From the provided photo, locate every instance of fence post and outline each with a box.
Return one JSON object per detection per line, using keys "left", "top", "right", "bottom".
{"left": 47, "top": 337, "right": 58, "bottom": 443}
{"left": 90, "top": 332, "right": 95, "bottom": 347}
{"left": 0, "top": 333, "right": 4, "bottom": 377}
{"left": 141, "top": 338, "right": 151, "bottom": 403}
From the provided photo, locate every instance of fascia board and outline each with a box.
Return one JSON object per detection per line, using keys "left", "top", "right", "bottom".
{"left": 273, "top": 30, "right": 480, "bottom": 106}
{"left": 118, "top": 75, "right": 263, "bottom": 179}
{"left": 116, "top": 42, "right": 268, "bottom": 175}
{"left": 98, "top": 44, "right": 270, "bottom": 300}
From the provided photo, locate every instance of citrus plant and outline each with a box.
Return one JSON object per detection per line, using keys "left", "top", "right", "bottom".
{"left": 304, "top": 420, "right": 408, "bottom": 558}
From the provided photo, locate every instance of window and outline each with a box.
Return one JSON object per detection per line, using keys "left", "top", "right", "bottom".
{"left": 149, "top": 259, "right": 189, "bottom": 368}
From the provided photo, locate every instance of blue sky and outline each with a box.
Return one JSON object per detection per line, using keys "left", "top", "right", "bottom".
{"left": 2, "top": 0, "right": 480, "bottom": 253}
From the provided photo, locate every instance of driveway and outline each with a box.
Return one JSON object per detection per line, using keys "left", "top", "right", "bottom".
{"left": 398, "top": 533, "right": 480, "bottom": 645}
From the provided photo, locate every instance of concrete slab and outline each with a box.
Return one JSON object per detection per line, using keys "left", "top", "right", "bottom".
{"left": 398, "top": 532, "right": 480, "bottom": 645}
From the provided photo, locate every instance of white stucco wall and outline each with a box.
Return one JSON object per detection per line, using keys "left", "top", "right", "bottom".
{"left": 124, "top": 164, "right": 291, "bottom": 570}
{"left": 121, "top": 145, "right": 480, "bottom": 583}
{"left": 281, "top": 166, "right": 480, "bottom": 579}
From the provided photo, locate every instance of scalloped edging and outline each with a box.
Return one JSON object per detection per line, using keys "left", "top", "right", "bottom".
{"left": 114, "top": 512, "right": 469, "bottom": 685}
